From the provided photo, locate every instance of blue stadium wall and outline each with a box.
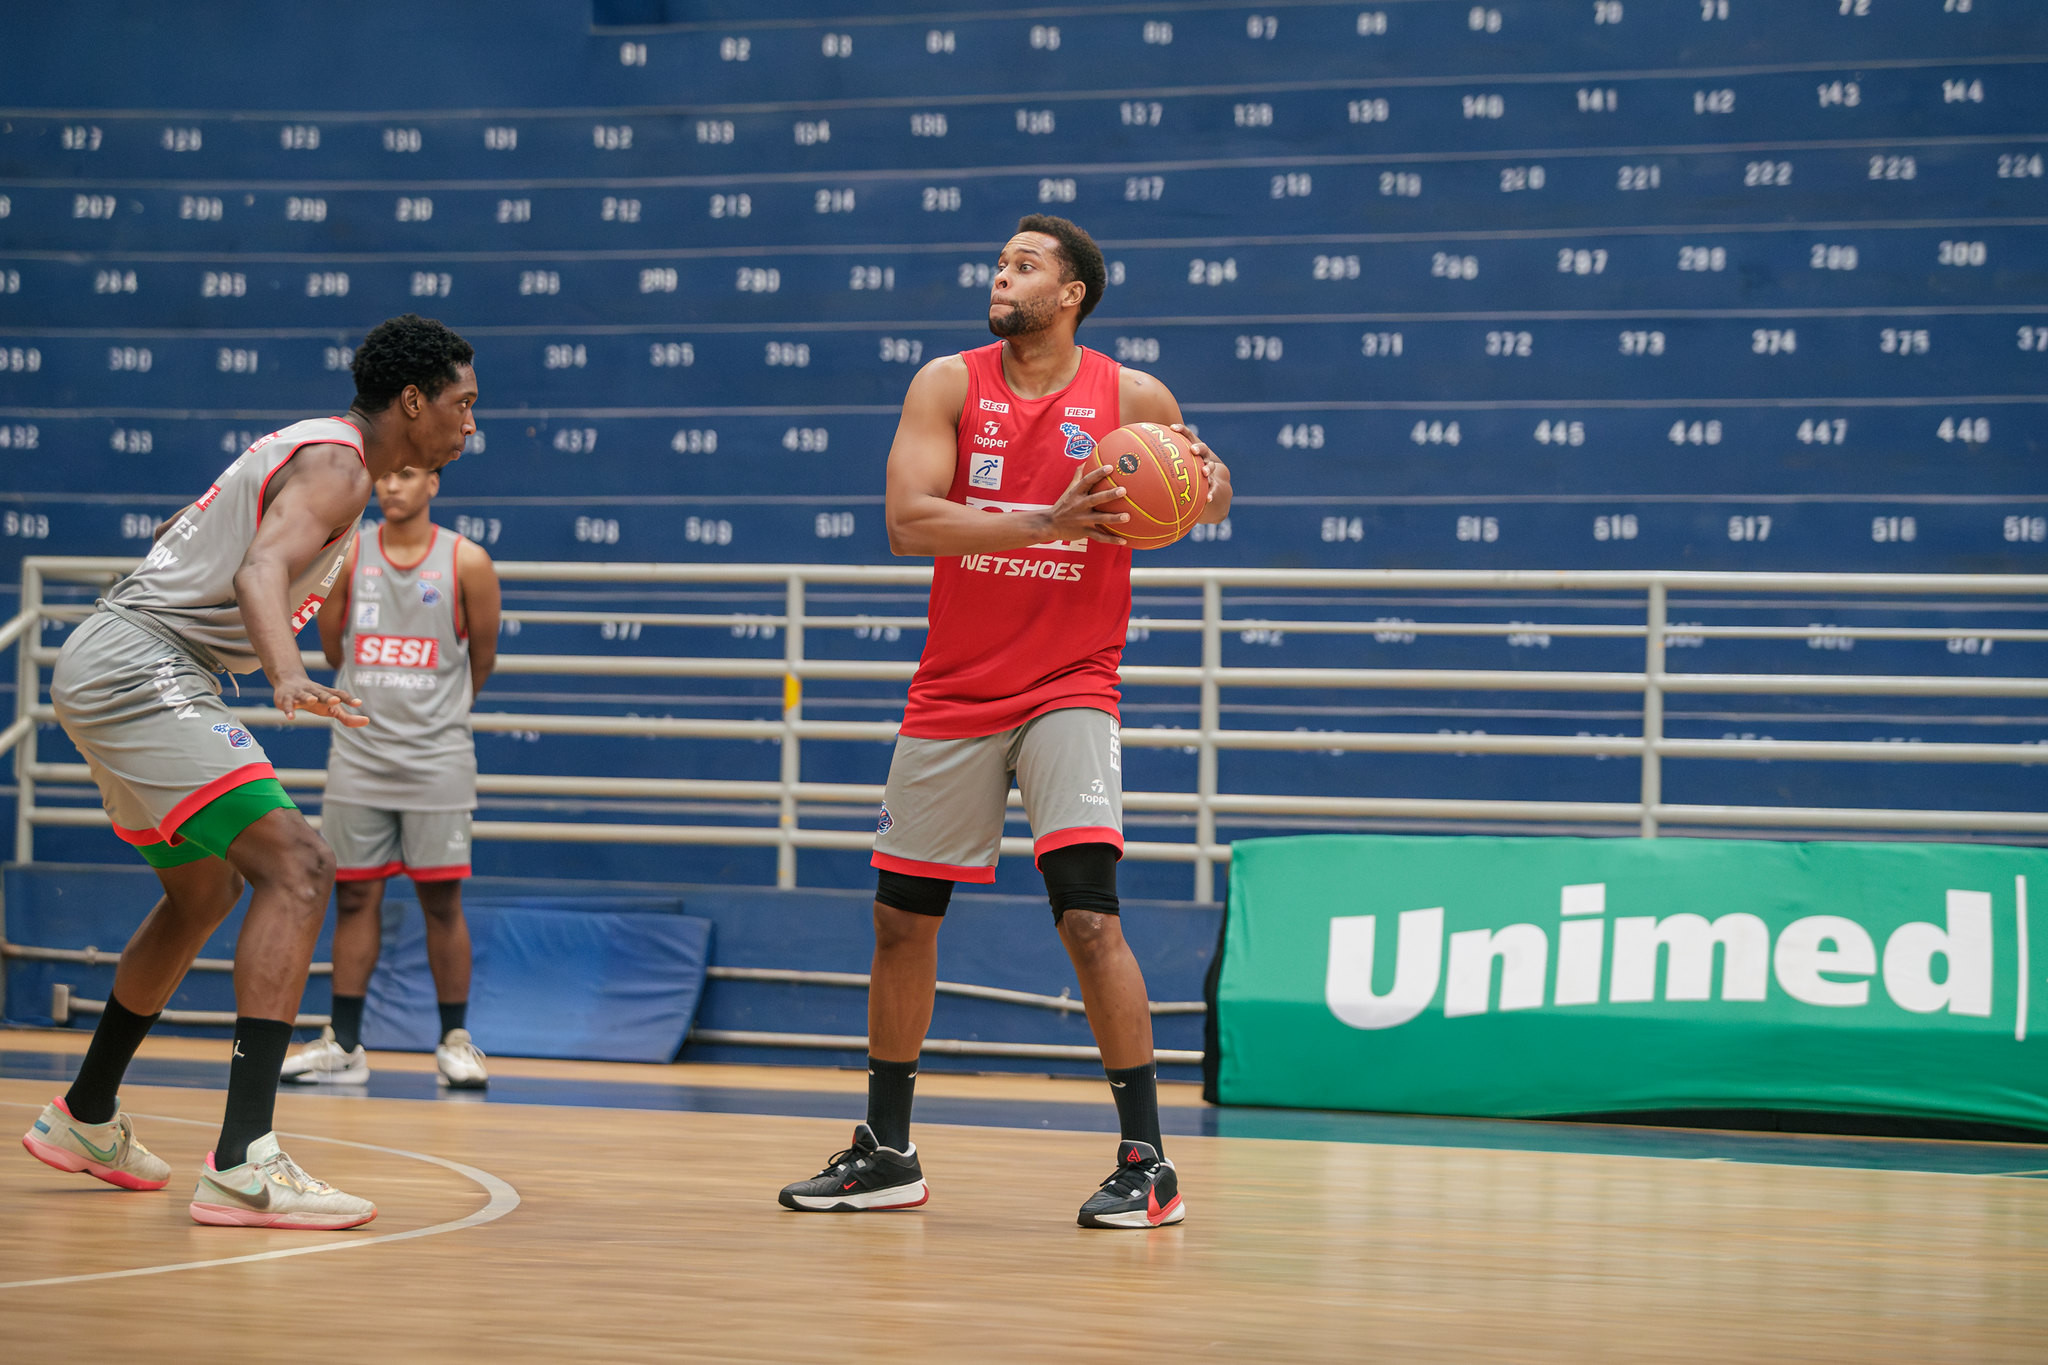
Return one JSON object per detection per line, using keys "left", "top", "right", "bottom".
{"left": 1, "top": 1, "right": 2044, "bottom": 900}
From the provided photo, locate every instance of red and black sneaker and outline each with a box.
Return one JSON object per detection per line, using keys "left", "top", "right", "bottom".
{"left": 777, "top": 1123, "right": 928, "bottom": 1212}
{"left": 1077, "top": 1140, "right": 1184, "bottom": 1229}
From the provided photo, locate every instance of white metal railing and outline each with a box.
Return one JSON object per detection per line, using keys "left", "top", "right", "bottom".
{"left": 6, "top": 557, "right": 2048, "bottom": 903}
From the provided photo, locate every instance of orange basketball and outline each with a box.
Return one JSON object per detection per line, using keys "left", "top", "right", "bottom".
{"left": 1082, "top": 423, "right": 1210, "bottom": 549}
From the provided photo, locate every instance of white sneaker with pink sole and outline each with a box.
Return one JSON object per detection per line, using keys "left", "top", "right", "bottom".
{"left": 189, "top": 1132, "right": 377, "bottom": 1230}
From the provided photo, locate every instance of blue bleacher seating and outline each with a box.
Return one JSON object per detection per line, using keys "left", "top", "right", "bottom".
{"left": 2, "top": 1, "right": 2043, "bottom": 893}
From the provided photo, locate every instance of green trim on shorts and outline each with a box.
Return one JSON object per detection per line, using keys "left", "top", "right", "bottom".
{"left": 173, "top": 778, "right": 298, "bottom": 860}
{"left": 136, "top": 835, "right": 218, "bottom": 869}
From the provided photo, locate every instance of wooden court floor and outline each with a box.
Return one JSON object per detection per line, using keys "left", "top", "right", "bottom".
{"left": 5, "top": 1036, "right": 2048, "bottom": 1363}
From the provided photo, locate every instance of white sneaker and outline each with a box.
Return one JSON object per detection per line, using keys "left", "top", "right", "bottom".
{"left": 190, "top": 1132, "right": 376, "bottom": 1230}
{"left": 21, "top": 1097, "right": 172, "bottom": 1190}
{"left": 280, "top": 1026, "right": 369, "bottom": 1086}
{"left": 435, "top": 1028, "right": 489, "bottom": 1090}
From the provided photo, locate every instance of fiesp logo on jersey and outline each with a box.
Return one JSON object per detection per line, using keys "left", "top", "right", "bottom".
{"left": 355, "top": 634, "right": 440, "bottom": 668}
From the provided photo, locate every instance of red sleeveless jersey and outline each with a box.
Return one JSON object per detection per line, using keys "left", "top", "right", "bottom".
{"left": 899, "top": 342, "right": 1131, "bottom": 739}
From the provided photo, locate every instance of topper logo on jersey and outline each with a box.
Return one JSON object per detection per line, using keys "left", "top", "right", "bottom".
{"left": 1059, "top": 423, "right": 1096, "bottom": 459}
{"left": 211, "top": 722, "right": 253, "bottom": 750}
{"left": 355, "top": 634, "right": 440, "bottom": 668}
{"left": 972, "top": 420, "right": 1009, "bottom": 451}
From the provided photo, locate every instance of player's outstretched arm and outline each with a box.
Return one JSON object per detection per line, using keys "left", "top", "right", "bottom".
{"left": 234, "top": 443, "right": 371, "bottom": 725}
{"left": 885, "top": 357, "right": 1131, "bottom": 555}
{"left": 456, "top": 536, "right": 501, "bottom": 700}
{"left": 1120, "top": 368, "right": 1234, "bottom": 524}
{"left": 314, "top": 537, "right": 356, "bottom": 671}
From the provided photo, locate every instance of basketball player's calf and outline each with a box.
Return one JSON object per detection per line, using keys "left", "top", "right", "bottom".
{"left": 22, "top": 857, "right": 245, "bottom": 1191}
{"left": 775, "top": 879, "right": 941, "bottom": 1212}
{"left": 778, "top": 849, "right": 1183, "bottom": 1227}
{"left": 186, "top": 808, "right": 377, "bottom": 1228}
{"left": 1044, "top": 844, "right": 1184, "bottom": 1230}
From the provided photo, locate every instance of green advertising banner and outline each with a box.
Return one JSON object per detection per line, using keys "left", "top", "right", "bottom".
{"left": 1214, "top": 836, "right": 2048, "bottom": 1130}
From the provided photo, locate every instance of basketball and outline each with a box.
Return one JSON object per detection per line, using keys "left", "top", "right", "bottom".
{"left": 1084, "top": 422, "right": 1210, "bottom": 549}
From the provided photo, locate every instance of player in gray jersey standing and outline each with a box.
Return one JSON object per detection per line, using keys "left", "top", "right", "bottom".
{"left": 19, "top": 315, "right": 479, "bottom": 1231}
{"left": 281, "top": 463, "right": 499, "bottom": 1090}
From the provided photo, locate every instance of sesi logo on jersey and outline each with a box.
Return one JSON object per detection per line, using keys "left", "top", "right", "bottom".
{"left": 354, "top": 634, "right": 440, "bottom": 668}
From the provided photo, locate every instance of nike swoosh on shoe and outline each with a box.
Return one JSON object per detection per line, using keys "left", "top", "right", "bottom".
{"left": 74, "top": 1131, "right": 122, "bottom": 1164}
{"left": 204, "top": 1173, "right": 271, "bottom": 1209}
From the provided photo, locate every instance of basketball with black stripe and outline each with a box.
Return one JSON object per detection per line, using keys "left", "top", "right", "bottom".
{"left": 1083, "top": 423, "right": 1210, "bottom": 549}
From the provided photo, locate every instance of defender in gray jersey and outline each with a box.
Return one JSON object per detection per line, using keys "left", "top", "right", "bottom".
{"left": 282, "top": 465, "right": 500, "bottom": 1090}
{"left": 21, "top": 315, "right": 480, "bottom": 1233}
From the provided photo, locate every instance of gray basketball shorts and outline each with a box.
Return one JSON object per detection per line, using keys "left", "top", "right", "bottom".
{"left": 871, "top": 706, "right": 1123, "bottom": 884}
{"left": 49, "top": 610, "right": 281, "bottom": 851}
{"left": 323, "top": 800, "right": 473, "bottom": 883}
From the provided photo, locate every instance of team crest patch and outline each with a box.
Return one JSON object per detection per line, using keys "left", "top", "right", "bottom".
{"left": 419, "top": 582, "right": 442, "bottom": 607}
{"left": 876, "top": 804, "right": 893, "bottom": 835}
{"left": 211, "top": 722, "right": 253, "bottom": 750}
{"left": 1058, "top": 423, "right": 1096, "bottom": 460}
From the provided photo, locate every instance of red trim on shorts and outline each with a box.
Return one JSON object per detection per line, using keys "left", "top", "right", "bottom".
{"left": 405, "top": 863, "right": 470, "bottom": 883}
{"left": 871, "top": 850, "right": 997, "bottom": 884}
{"left": 159, "top": 762, "right": 277, "bottom": 844}
{"left": 112, "top": 821, "right": 167, "bottom": 847}
{"left": 335, "top": 860, "right": 405, "bottom": 883}
{"left": 1033, "top": 825, "right": 1125, "bottom": 865}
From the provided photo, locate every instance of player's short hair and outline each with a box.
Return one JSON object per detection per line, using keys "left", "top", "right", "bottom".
{"left": 351, "top": 314, "right": 475, "bottom": 413}
{"left": 1016, "top": 214, "right": 1107, "bottom": 323}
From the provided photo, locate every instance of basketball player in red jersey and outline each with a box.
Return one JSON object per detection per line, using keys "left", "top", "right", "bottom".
{"left": 779, "top": 215, "right": 1231, "bottom": 1228}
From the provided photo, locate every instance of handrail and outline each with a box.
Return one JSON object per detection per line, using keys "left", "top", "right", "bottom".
{"left": 12, "top": 556, "right": 2048, "bottom": 901}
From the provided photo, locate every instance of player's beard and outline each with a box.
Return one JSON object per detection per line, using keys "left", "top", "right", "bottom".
{"left": 988, "top": 292, "right": 1056, "bottom": 338}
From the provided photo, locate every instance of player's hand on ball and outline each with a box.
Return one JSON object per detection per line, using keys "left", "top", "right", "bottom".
{"left": 1049, "top": 461, "right": 1133, "bottom": 545}
{"left": 277, "top": 677, "right": 368, "bottom": 727}
{"left": 1170, "top": 423, "right": 1231, "bottom": 510}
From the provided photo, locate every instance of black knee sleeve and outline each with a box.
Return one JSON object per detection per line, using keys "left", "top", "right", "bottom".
{"left": 1038, "top": 842, "right": 1121, "bottom": 924}
{"left": 876, "top": 868, "right": 955, "bottom": 918}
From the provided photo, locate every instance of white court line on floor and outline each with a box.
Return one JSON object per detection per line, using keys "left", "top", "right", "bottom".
{"left": 0, "top": 1099, "right": 520, "bottom": 1291}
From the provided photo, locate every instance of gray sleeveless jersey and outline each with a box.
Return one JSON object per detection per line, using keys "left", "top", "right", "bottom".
{"left": 325, "top": 524, "right": 477, "bottom": 810}
{"left": 105, "top": 417, "right": 365, "bottom": 675}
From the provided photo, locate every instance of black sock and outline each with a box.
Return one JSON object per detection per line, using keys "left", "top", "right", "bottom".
{"left": 64, "top": 992, "right": 161, "bottom": 1125}
{"left": 866, "top": 1055, "right": 919, "bottom": 1152}
{"left": 216, "top": 1017, "right": 294, "bottom": 1169}
{"left": 438, "top": 1000, "right": 468, "bottom": 1040}
{"left": 329, "top": 993, "right": 365, "bottom": 1053}
{"left": 1106, "top": 1062, "right": 1163, "bottom": 1154}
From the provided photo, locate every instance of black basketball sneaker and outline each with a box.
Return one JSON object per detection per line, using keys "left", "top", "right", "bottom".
{"left": 777, "top": 1123, "right": 929, "bottom": 1212}
{"left": 1077, "top": 1140, "right": 1184, "bottom": 1229}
